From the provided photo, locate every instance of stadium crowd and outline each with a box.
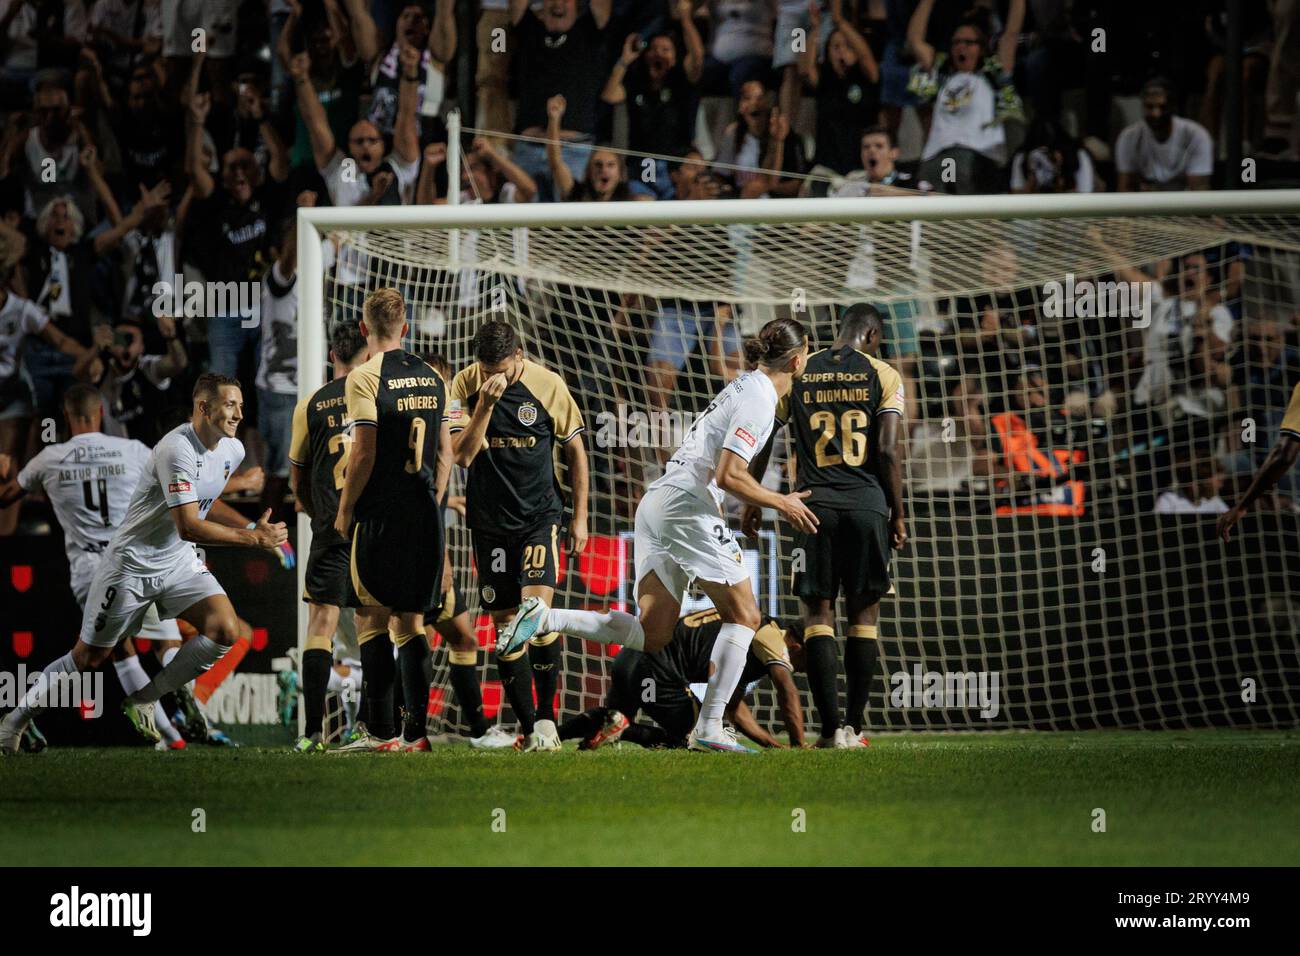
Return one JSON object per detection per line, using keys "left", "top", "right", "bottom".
{"left": 0, "top": 0, "right": 1298, "bottom": 535}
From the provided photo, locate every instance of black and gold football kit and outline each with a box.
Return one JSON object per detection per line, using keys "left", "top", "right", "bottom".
{"left": 289, "top": 376, "right": 359, "bottom": 608}
{"left": 448, "top": 358, "right": 584, "bottom": 611}
{"left": 778, "top": 345, "right": 905, "bottom": 604}
{"left": 609, "top": 609, "right": 792, "bottom": 743}
{"left": 345, "top": 349, "right": 447, "bottom": 613}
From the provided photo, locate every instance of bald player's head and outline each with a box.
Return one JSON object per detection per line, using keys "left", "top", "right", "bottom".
{"left": 835, "top": 303, "right": 884, "bottom": 354}
{"left": 62, "top": 383, "right": 104, "bottom": 434}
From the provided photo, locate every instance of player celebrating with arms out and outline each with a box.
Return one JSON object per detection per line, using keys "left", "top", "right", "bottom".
{"left": 448, "top": 321, "right": 588, "bottom": 752}
{"left": 499, "top": 317, "right": 818, "bottom": 754}
{"left": 333, "top": 289, "right": 451, "bottom": 752}
{"left": 744, "top": 304, "right": 906, "bottom": 748}
{"left": 1217, "top": 379, "right": 1300, "bottom": 543}
{"left": 0, "top": 373, "right": 288, "bottom": 750}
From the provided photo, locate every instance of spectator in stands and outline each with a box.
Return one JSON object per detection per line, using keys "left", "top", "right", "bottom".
{"left": 160, "top": 0, "right": 239, "bottom": 103}
{"left": 109, "top": 58, "right": 180, "bottom": 191}
{"left": 545, "top": 94, "right": 639, "bottom": 202}
{"left": 450, "top": 136, "right": 536, "bottom": 204}
{"left": 823, "top": 125, "right": 915, "bottom": 196}
{"left": 602, "top": 3, "right": 704, "bottom": 200}
{"left": 668, "top": 147, "right": 713, "bottom": 199}
{"left": 2, "top": 76, "right": 98, "bottom": 221}
{"left": 877, "top": 0, "right": 921, "bottom": 141}
{"left": 714, "top": 79, "right": 805, "bottom": 198}
{"left": 476, "top": 0, "right": 514, "bottom": 136}
{"left": 290, "top": 43, "right": 420, "bottom": 206}
{"left": 186, "top": 90, "right": 289, "bottom": 379}
{"left": 775, "top": 0, "right": 830, "bottom": 119}
{"left": 85, "top": 314, "right": 187, "bottom": 446}
{"left": 88, "top": 0, "right": 164, "bottom": 94}
{"left": 0, "top": 0, "right": 38, "bottom": 109}
{"left": 799, "top": 0, "right": 879, "bottom": 175}
{"left": 1261, "top": 0, "right": 1300, "bottom": 158}
{"left": 990, "top": 364, "right": 1086, "bottom": 517}
{"left": 255, "top": 219, "right": 299, "bottom": 522}
{"left": 508, "top": 0, "right": 612, "bottom": 186}
{"left": 1154, "top": 453, "right": 1228, "bottom": 514}
{"left": 906, "top": 0, "right": 1025, "bottom": 194}
{"left": 21, "top": 169, "right": 143, "bottom": 417}
{"left": 1009, "top": 116, "right": 1095, "bottom": 193}
{"left": 907, "top": 376, "right": 1002, "bottom": 493}
{"left": 0, "top": 224, "right": 93, "bottom": 535}
{"left": 700, "top": 0, "right": 776, "bottom": 96}
{"left": 1135, "top": 252, "right": 1235, "bottom": 416}
{"left": 278, "top": 0, "right": 368, "bottom": 170}
{"left": 1115, "top": 77, "right": 1214, "bottom": 191}
{"left": 1226, "top": 315, "right": 1300, "bottom": 494}
{"left": 369, "top": 0, "right": 455, "bottom": 141}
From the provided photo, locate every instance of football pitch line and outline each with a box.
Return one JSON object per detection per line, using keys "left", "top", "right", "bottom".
{"left": 1, "top": 731, "right": 1296, "bottom": 866}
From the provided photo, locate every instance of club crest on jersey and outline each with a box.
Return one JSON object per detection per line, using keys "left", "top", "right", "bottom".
{"left": 734, "top": 427, "right": 757, "bottom": 447}
{"left": 223, "top": 460, "right": 232, "bottom": 480}
{"left": 518, "top": 402, "right": 538, "bottom": 426}
{"left": 481, "top": 585, "right": 496, "bottom": 604}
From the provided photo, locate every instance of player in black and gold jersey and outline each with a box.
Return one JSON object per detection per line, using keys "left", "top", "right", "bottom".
{"left": 288, "top": 320, "right": 368, "bottom": 752}
{"left": 1218, "top": 380, "right": 1300, "bottom": 543}
{"left": 448, "top": 320, "right": 588, "bottom": 752}
{"left": 558, "top": 609, "right": 807, "bottom": 749}
{"left": 743, "top": 304, "right": 906, "bottom": 749}
{"left": 333, "top": 288, "right": 451, "bottom": 752}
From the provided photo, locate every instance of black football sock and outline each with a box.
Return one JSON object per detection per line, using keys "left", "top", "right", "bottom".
{"left": 396, "top": 635, "right": 430, "bottom": 743}
{"left": 497, "top": 650, "right": 535, "bottom": 735}
{"left": 448, "top": 649, "right": 489, "bottom": 738}
{"left": 359, "top": 631, "right": 396, "bottom": 740}
{"left": 803, "top": 626, "right": 841, "bottom": 738}
{"left": 529, "top": 635, "right": 561, "bottom": 722}
{"left": 559, "top": 708, "right": 605, "bottom": 741}
{"left": 301, "top": 648, "right": 332, "bottom": 737}
{"left": 845, "top": 625, "right": 880, "bottom": 732}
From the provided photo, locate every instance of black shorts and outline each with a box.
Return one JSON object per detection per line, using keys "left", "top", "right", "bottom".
{"left": 791, "top": 506, "right": 892, "bottom": 604}
{"left": 610, "top": 649, "right": 696, "bottom": 745}
{"left": 350, "top": 509, "right": 444, "bottom": 614}
{"left": 425, "top": 580, "right": 469, "bottom": 627}
{"left": 303, "top": 541, "right": 359, "bottom": 608}
{"left": 471, "top": 517, "right": 561, "bottom": 612}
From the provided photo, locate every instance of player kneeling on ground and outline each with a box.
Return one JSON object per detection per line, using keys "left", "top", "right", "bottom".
{"left": 560, "top": 609, "right": 807, "bottom": 749}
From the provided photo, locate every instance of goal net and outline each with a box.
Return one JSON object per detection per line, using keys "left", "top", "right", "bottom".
{"left": 298, "top": 190, "right": 1300, "bottom": 737}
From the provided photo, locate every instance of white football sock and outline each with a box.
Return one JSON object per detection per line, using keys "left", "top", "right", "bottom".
{"left": 545, "top": 608, "right": 645, "bottom": 650}
{"left": 4, "top": 652, "right": 78, "bottom": 727}
{"left": 131, "top": 636, "right": 227, "bottom": 704}
{"left": 112, "top": 657, "right": 182, "bottom": 744}
{"left": 694, "top": 623, "right": 754, "bottom": 739}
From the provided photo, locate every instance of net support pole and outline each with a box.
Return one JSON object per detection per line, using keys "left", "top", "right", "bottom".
{"left": 294, "top": 213, "right": 325, "bottom": 737}
{"left": 447, "top": 109, "right": 461, "bottom": 267}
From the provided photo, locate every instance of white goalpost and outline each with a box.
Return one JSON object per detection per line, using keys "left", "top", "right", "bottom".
{"left": 297, "top": 183, "right": 1300, "bottom": 738}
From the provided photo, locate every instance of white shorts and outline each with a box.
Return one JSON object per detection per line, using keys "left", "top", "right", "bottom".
{"left": 80, "top": 552, "right": 225, "bottom": 649}
{"left": 162, "top": 0, "right": 239, "bottom": 58}
{"left": 634, "top": 484, "right": 750, "bottom": 603}
{"left": 71, "top": 552, "right": 184, "bottom": 644}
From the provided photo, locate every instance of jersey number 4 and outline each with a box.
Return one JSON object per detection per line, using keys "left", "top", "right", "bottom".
{"left": 82, "top": 478, "right": 110, "bottom": 527}
{"left": 810, "top": 409, "right": 870, "bottom": 467}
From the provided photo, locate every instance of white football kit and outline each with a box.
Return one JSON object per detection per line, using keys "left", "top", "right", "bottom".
{"left": 636, "top": 370, "right": 778, "bottom": 600}
{"left": 79, "top": 423, "right": 244, "bottom": 649}
{"left": 17, "top": 431, "right": 182, "bottom": 641}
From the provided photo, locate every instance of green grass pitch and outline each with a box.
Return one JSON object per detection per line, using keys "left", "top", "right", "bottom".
{"left": 2, "top": 731, "right": 1297, "bottom": 866}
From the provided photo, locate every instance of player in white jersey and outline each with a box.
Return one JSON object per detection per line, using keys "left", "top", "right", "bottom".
{"left": 0, "top": 384, "right": 189, "bottom": 747}
{"left": 0, "top": 373, "right": 288, "bottom": 752}
{"left": 497, "top": 317, "right": 819, "bottom": 753}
